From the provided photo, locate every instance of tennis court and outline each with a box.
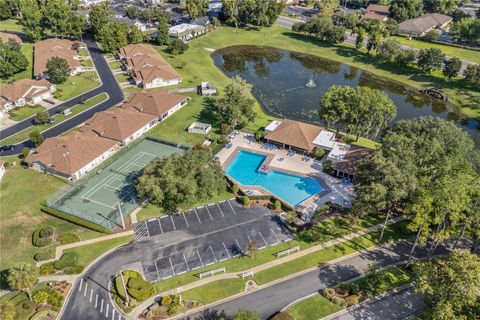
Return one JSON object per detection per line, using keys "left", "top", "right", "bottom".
{"left": 47, "top": 139, "right": 183, "bottom": 229}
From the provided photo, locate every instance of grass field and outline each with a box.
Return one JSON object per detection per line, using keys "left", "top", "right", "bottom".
{"left": 0, "top": 93, "right": 108, "bottom": 145}
{"left": 9, "top": 104, "right": 44, "bottom": 121}
{"left": 391, "top": 35, "right": 480, "bottom": 63}
{"left": 153, "top": 26, "right": 479, "bottom": 119}
{"left": 287, "top": 294, "right": 342, "bottom": 320}
{"left": 0, "top": 156, "right": 103, "bottom": 273}
{"left": 0, "top": 42, "right": 33, "bottom": 86}
{"left": 63, "top": 235, "right": 132, "bottom": 267}
{"left": 0, "top": 18, "right": 22, "bottom": 32}
{"left": 109, "top": 61, "right": 123, "bottom": 70}
{"left": 56, "top": 72, "right": 100, "bottom": 101}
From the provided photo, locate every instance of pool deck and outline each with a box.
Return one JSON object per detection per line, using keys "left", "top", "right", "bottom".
{"left": 216, "top": 132, "right": 355, "bottom": 217}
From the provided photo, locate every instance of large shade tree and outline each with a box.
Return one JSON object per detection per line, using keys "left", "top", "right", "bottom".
{"left": 7, "top": 264, "right": 38, "bottom": 301}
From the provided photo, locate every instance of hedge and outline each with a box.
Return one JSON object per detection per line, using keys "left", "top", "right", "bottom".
{"left": 64, "top": 265, "right": 84, "bottom": 274}
{"left": 39, "top": 262, "right": 56, "bottom": 276}
{"left": 32, "top": 226, "right": 53, "bottom": 247}
{"left": 40, "top": 203, "right": 111, "bottom": 234}
{"left": 115, "top": 275, "right": 127, "bottom": 300}
{"left": 127, "top": 277, "right": 155, "bottom": 301}
{"left": 58, "top": 233, "right": 81, "bottom": 245}
{"left": 54, "top": 252, "right": 79, "bottom": 270}
{"left": 34, "top": 251, "right": 53, "bottom": 261}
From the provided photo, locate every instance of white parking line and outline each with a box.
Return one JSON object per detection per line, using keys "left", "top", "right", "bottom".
{"left": 235, "top": 238, "right": 242, "bottom": 252}
{"left": 154, "top": 260, "right": 160, "bottom": 280}
{"left": 227, "top": 200, "right": 237, "bottom": 215}
{"left": 170, "top": 215, "right": 176, "bottom": 230}
{"left": 183, "top": 253, "right": 190, "bottom": 270}
{"left": 78, "top": 279, "right": 83, "bottom": 292}
{"left": 169, "top": 257, "right": 175, "bottom": 275}
{"left": 145, "top": 221, "right": 150, "bottom": 237}
{"left": 193, "top": 208, "right": 202, "bottom": 223}
{"left": 182, "top": 212, "right": 189, "bottom": 228}
{"left": 84, "top": 282, "right": 88, "bottom": 296}
{"left": 157, "top": 218, "right": 163, "bottom": 234}
{"left": 247, "top": 235, "right": 253, "bottom": 243}
{"left": 100, "top": 299, "right": 104, "bottom": 313}
{"left": 112, "top": 308, "right": 115, "bottom": 320}
{"left": 89, "top": 289, "right": 93, "bottom": 302}
{"left": 106, "top": 303, "right": 109, "bottom": 317}
{"left": 204, "top": 206, "right": 214, "bottom": 221}
{"left": 95, "top": 294, "right": 98, "bottom": 308}
{"left": 196, "top": 249, "right": 204, "bottom": 266}
{"left": 223, "top": 242, "right": 231, "bottom": 258}
{"left": 209, "top": 245, "right": 218, "bottom": 262}
{"left": 216, "top": 203, "right": 225, "bottom": 217}
{"left": 118, "top": 313, "right": 122, "bottom": 320}
{"left": 259, "top": 232, "right": 269, "bottom": 247}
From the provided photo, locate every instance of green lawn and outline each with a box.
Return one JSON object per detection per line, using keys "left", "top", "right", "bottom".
{"left": 287, "top": 294, "right": 342, "bottom": 320}
{"left": 0, "top": 156, "right": 103, "bottom": 272}
{"left": 391, "top": 35, "right": 480, "bottom": 63}
{"left": 181, "top": 279, "right": 247, "bottom": 305}
{"left": 109, "top": 61, "right": 123, "bottom": 70}
{"left": 0, "top": 18, "right": 23, "bottom": 32}
{"left": 1, "top": 93, "right": 108, "bottom": 145}
{"left": 137, "top": 191, "right": 234, "bottom": 221}
{"left": 63, "top": 235, "right": 132, "bottom": 267}
{"left": 0, "top": 42, "right": 34, "bottom": 86}
{"left": 153, "top": 26, "right": 479, "bottom": 120}
{"left": 114, "top": 73, "right": 129, "bottom": 83}
{"left": 55, "top": 72, "right": 100, "bottom": 101}
{"left": 81, "top": 59, "right": 93, "bottom": 67}
{"left": 9, "top": 104, "right": 44, "bottom": 121}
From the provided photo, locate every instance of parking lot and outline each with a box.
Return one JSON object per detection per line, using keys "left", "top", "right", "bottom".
{"left": 133, "top": 199, "right": 292, "bottom": 282}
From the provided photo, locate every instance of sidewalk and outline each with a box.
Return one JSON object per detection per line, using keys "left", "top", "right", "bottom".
{"left": 130, "top": 217, "right": 405, "bottom": 319}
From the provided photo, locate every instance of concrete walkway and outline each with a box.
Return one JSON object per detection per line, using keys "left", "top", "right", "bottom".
{"left": 130, "top": 217, "right": 405, "bottom": 319}
{"left": 36, "top": 230, "right": 133, "bottom": 267}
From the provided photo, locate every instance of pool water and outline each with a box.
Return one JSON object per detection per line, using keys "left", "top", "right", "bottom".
{"left": 226, "top": 151, "right": 323, "bottom": 206}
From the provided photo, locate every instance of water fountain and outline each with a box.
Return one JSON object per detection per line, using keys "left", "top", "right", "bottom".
{"left": 305, "top": 74, "right": 316, "bottom": 88}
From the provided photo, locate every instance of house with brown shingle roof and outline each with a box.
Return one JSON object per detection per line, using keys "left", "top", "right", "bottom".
{"left": 0, "top": 32, "right": 22, "bottom": 44}
{"left": 117, "top": 44, "right": 181, "bottom": 89}
{"left": 264, "top": 119, "right": 324, "bottom": 153}
{"left": 399, "top": 13, "right": 453, "bottom": 36}
{"left": 121, "top": 91, "right": 190, "bottom": 121}
{"left": 329, "top": 144, "right": 374, "bottom": 179}
{"left": 34, "top": 38, "right": 83, "bottom": 79}
{"left": 362, "top": 4, "right": 390, "bottom": 22}
{"left": 0, "top": 79, "right": 55, "bottom": 118}
{"left": 81, "top": 108, "right": 157, "bottom": 145}
{"left": 26, "top": 131, "right": 119, "bottom": 181}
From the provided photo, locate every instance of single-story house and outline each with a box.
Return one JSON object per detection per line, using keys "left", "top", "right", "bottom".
{"left": 362, "top": 4, "right": 390, "bottom": 21}
{"left": 109, "top": 15, "right": 149, "bottom": 31}
{"left": 82, "top": 108, "right": 157, "bottom": 146}
{"left": 0, "top": 31, "right": 22, "bottom": 44}
{"left": 121, "top": 91, "right": 190, "bottom": 121}
{"left": 198, "top": 81, "right": 216, "bottom": 96}
{"left": 0, "top": 79, "right": 55, "bottom": 117}
{"left": 264, "top": 119, "right": 324, "bottom": 154}
{"left": 168, "top": 23, "right": 207, "bottom": 42}
{"left": 118, "top": 44, "right": 182, "bottom": 88}
{"left": 398, "top": 13, "right": 453, "bottom": 36}
{"left": 34, "top": 38, "right": 83, "bottom": 79}
{"left": 26, "top": 131, "right": 120, "bottom": 181}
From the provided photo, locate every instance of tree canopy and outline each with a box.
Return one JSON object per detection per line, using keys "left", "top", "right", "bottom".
{"left": 319, "top": 85, "right": 397, "bottom": 141}
{"left": 389, "top": 0, "right": 424, "bottom": 22}
{"left": 136, "top": 148, "right": 226, "bottom": 212}
{"left": 463, "top": 64, "right": 480, "bottom": 86}
{"left": 186, "top": 0, "right": 208, "bottom": 19}
{"left": 294, "top": 17, "right": 347, "bottom": 44}
{"left": 7, "top": 264, "right": 38, "bottom": 300}
{"left": 222, "top": 0, "right": 285, "bottom": 28}
{"left": 0, "top": 40, "right": 28, "bottom": 79}
{"left": 417, "top": 48, "right": 446, "bottom": 73}
{"left": 46, "top": 56, "right": 70, "bottom": 84}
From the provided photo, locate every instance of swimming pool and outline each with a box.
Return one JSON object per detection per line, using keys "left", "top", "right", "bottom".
{"left": 225, "top": 150, "right": 323, "bottom": 206}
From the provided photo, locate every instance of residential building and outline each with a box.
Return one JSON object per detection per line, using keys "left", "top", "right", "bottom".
{"left": 0, "top": 31, "right": 22, "bottom": 44}
{"left": 168, "top": 23, "right": 207, "bottom": 42}
{"left": 362, "top": 4, "right": 390, "bottom": 21}
{"left": 26, "top": 131, "right": 120, "bottom": 181}
{"left": 121, "top": 90, "right": 190, "bottom": 121}
{"left": 0, "top": 79, "right": 55, "bottom": 118}
{"left": 82, "top": 108, "right": 157, "bottom": 145}
{"left": 118, "top": 44, "right": 182, "bottom": 88}
{"left": 34, "top": 38, "right": 83, "bottom": 79}
{"left": 398, "top": 13, "right": 453, "bottom": 36}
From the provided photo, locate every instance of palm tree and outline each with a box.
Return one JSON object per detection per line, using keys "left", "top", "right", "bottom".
{"left": 0, "top": 301, "right": 16, "bottom": 320}
{"left": 7, "top": 264, "right": 38, "bottom": 301}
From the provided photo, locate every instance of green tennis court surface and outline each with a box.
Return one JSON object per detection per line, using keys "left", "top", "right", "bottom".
{"left": 47, "top": 139, "right": 183, "bottom": 229}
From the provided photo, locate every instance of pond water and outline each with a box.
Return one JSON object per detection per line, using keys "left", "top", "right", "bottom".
{"left": 212, "top": 46, "right": 480, "bottom": 145}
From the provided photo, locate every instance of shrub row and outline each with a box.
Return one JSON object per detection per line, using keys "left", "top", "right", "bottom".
{"left": 34, "top": 251, "right": 54, "bottom": 261}
{"left": 58, "top": 233, "right": 81, "bottom": 245}
{"left": 54, "top": 251, "right": 79, "bottom": 270}
{"left": 40, "top": 203, "right": 111, "bottom": 234}
{"left": 32, "top": 226, "right": 54, "bottom": 247}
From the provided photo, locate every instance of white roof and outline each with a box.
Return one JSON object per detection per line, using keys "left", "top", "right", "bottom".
{"left": 328, "top": 143, "right": 350, "bottom": 160}
{"left": 168, "top": 23, "right": 204, "bottom": 37}
{"left": 265, "top": 120, "right": 282, "bottom": 132}
{"left": 313, "top": 130, "right": 336, "bottom": 149}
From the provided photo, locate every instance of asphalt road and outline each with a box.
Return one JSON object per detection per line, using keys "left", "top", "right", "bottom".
{"left": 330, "top": 287, "right": 424, "bottom": 320}
{"left": 0, "top": 38, "right": 124, "bottom": 155}
{"left": 182, "top": 240, "right": 474, "bottom": 320}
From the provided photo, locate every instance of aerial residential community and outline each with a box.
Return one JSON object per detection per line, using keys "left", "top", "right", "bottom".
{"left": 0, "top": 0, "right": 479, "bottom": 320}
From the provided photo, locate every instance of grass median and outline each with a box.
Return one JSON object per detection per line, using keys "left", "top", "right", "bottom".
{"left": 0, "top": 93, "right": 108, "bottom": 145}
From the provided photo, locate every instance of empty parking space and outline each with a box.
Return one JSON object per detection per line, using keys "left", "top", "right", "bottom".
{"left": 146, "top": 219, "right": 161, "bottom": 237}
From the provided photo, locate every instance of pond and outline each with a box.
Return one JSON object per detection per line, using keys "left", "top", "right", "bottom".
{"left": 212, "top": 45, "right": 480, "bottom": 145}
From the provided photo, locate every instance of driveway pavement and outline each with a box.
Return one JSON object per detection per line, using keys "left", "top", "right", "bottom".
{"left": 0, "top": 38, "right": 124, "bottom": 155}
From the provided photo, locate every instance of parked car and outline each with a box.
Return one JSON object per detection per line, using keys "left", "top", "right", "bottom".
{"left": 0, "top": 145, "right": 15, "bottom": 152}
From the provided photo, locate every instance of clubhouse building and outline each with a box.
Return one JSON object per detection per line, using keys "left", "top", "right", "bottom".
{"left": 26, "top": 91, "right": 189, "bottom": 180}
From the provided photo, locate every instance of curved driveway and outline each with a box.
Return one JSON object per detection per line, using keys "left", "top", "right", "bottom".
{"left": 0, "top": 38, "right": 124, "bottom": 155}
